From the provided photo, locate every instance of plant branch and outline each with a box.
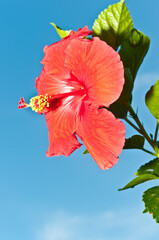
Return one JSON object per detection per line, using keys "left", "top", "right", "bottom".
{"left": 124, "top": 117, "right": 142, "bottom": 134}
{"left": 154, "top": 120, "right": 159, "bottom": 142}
{"left": 142, "top": 148, "right": 157, "bottom": 156}
{"left": 126, "top": 102, "right": 158, "bottom": 153}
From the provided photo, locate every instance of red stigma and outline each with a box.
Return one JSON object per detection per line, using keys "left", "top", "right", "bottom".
{"left": 18, "top": 97, "right": 28, "bottom": 109}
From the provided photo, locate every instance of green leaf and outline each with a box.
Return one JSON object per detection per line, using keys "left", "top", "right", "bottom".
{"left": 119, "top": 174, "right": 159, "bottom": 191}
{"left": 92, "top": 0, "right": 133, "bottom": 50}
{"left": 143, "top": 186, "right": 159, "bottom": 223}
{"left": 109, "top": 68, "right": 133, "bottom": 119}
{"left": 50, "top": 23, "right": 71, "bottom": 39}
{"left": 83, "top": 149, "right": 89, "bottom": 155}
{"left": 145, "top": 80, "right": 159, "bottom": 119}
{"left": 124, "top": 134, "right": 145, "bottom": 150}
{"left": 119, "top": 29, "right": 150, "bottom": 80}
{"left": 119, "top": 158, "right": 159, "bottom": 191}
{"left": 136, "top": 158, "right": 159, "bottom": 177}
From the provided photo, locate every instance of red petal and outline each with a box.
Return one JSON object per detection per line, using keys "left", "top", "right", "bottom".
{"left": 65, "top": 37, "right": 124, "bottom": 107}
{"left": 45, "top": 96, "right": 82, "bottom": 157}
{"left": 36, "top": 69, "right": 71, "bottom": 96}
{"left": 36, "top": 69, "right": 85, "bottom": 99}
{"left": 36, "top": 26, "right": 92, "bottom": 96}
{"left": 64, "top": 26, "right": 92, "bottom": 40}
{"left": 41, "top": 26, "right": 91, "bottom": 76}
{"left": 76, "top": 102, "right": 125, "bottom": 170}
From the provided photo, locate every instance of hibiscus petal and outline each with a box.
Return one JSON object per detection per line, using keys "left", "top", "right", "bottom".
{"left": 76, "top": 102, "right": 125, "bottom": 170}
{"left": 36, "top": 26, "right": 92, "bottom": 96}
{"left": 64, "top": 26, "right": 92, "bottom": 40}
{"left": 36, "top": 69, "right": 86, "bottom": 101}
{"left": 36, "top": 69, "right": 73, "bottom": 96}
{"left": 45, "top": 96, "right": 82, "bottom": 157}
{"left": 41, "top": 26, "right": 91, "bottom": 76}
{"left": 65, "top": 37, "right": 124, "bottom": 107}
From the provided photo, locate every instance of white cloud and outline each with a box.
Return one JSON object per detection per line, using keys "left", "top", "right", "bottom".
{"left": 36, "top": 208, "right": 159, "bottom": 240}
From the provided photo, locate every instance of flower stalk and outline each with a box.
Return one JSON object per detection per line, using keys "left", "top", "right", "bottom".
{"left": 125, "top": 102, "right": 159, "bottom": 155}
{"left": 154, "top": 120, "right": 159, "bottom": 142}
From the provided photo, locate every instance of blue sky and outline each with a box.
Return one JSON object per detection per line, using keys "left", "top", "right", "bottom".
{"left": 1, "top": 0, "right": 159, "bottom": 239}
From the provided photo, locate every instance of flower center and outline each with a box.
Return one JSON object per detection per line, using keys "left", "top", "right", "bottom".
{"left": 18, "top": 88, "right": 86, "bottom": 113}
{"left": 18, "top": 94, "right": 51, "bottom": 112}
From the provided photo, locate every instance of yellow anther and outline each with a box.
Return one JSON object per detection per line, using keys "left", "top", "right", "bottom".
{"left": 28, "top": 94, "right": 51, "bottom": 112}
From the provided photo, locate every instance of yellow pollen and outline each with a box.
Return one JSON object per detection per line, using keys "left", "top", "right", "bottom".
{"left": 28, "top": 94, "right": 51, "bottom": 112}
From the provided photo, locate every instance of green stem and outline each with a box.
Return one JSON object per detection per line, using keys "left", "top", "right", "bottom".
{"left": 154, "top": 120, "right": 159, "bottom": 142}
{"left": 126, "top": 103, "right": 158, "bottom": 153}
{"left": 125, "top": 116, "right": 157, "bottom": 156}
{"left": 124, "top": 117, "right": 142, "bottom": 134}
{"left": 142, "top": 148, "right": 157, "bottom": 157}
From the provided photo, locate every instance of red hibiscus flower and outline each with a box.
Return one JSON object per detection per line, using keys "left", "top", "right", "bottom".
{"left": 18, "top": 26, "right": 125, "bottom": 170}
